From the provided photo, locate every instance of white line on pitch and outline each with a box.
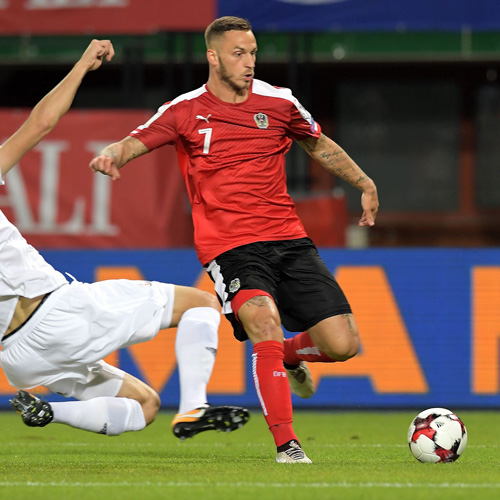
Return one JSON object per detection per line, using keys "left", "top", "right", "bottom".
{"left": 0, "top": 482, "right": 500, "bottom": 489}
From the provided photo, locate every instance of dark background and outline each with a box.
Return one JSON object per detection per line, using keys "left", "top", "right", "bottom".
{"left": 1, "top": 31, "right": 500, "bottom": 247}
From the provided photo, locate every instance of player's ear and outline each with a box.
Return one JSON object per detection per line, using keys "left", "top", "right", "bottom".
{"left": 207, "top": 49, "right": 218, "bottom": 67}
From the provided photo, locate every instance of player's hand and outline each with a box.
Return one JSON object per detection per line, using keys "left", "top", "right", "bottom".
{"left": 89, "top": 154, "right": 121, "bottom": 181}
{"left": 359, "top": 188, "right": 379, "bottom": 227}
{"left": 79, "top": 39, "right": 115, "bottom": 73}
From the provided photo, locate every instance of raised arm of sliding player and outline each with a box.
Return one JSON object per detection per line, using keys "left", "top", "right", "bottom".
{"left": 0, "top": 39, "right": 114, "bottom": 178}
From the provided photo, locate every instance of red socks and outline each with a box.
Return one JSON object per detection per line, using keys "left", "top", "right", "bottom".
{"left": 283, "top": 331, "right": 336, "bottom": 366}
{"left": 252, "top": 334, "right": 335, "bottom": 448}
{"left": 252, "top": 340, "right": 298, "bottom": 447}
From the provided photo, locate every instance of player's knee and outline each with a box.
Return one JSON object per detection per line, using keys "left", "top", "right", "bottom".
{"left": 186, "top": 289, "right": 219, "bottom": 311}
{"left": 331, "top": 336, "right": 359, "bottom": 361}
{"left": 139, "top": 387, "right": 161, "bottom": 425}
{"left": 198, "top": 290, "right": 219, "bottom": 310}
{"left": 321, "top": 328, "right": 360, "bottom": 361}
{"left": 234, "top": 294, "right": 282, "bottom": 343}
{"left": 242, "top": 310, "right": 282, "bottom": 343}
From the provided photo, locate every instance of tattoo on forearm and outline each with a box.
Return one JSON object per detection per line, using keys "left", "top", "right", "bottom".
{"left": 127, "top": 144, "right": 147, "bottom": 163}
{"left": 320, "top": 148, "right": 342, "bottom": 163}
{"left": 299, "top": 134, "right": 369, "bottom": 188}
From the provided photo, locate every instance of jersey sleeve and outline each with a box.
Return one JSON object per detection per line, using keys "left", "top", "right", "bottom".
{"left": 287, "top": 96, "right": 322, "bottom": 141}
{"left": 129, "top": 102, "right": 179, "bottom": 151}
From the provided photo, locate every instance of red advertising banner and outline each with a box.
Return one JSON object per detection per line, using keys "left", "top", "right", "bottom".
{"left": 0, "top": 0, "right": 216, "bottom": 35}
{"left": 0, "top": 109, "right": 194, "bottom": 248}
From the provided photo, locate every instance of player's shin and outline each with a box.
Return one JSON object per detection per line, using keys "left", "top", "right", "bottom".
{"left": 51, "top": 397, "right": 146, "bottom": 435}
{"left": 252, "top": 340, "right": 298, "bottom": 447}
{"left": 175, "top": 307, "right": 220, "bottom": 414}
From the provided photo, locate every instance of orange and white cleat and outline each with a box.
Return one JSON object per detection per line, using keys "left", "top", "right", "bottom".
{"left": 171, "top": 405, "right": 250, "bottom": 440}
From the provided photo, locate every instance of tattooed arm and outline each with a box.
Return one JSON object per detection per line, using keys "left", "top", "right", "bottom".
{"left": 89, "top": 136, "right": 149, "bottom": 181}
{"left": 298, "top": 133, "right": 379, "bottom": 226}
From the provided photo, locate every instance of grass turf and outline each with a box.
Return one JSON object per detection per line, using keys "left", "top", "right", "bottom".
{"left": 0, "top": 409, "right": 498, "bottom": 500}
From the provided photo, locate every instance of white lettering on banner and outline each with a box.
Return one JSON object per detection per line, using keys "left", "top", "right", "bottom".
{"left": 0, "top": 1, "right": 9, "bottom": 10}
{"left": 86, "top": 141, "right": 119, "bottom": 236}
{"left": 26, "top": 0, "right": 128, "bottom": 9}
{"left": 35, "top": 140, "right": 86, "bottom": 232}
{"left": 0, "top": 139, "right": 119, "bottom": 235}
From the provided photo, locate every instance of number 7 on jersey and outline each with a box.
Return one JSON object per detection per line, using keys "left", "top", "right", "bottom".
{"left": 199, "top": 128, "right": 212, "bottom": 154}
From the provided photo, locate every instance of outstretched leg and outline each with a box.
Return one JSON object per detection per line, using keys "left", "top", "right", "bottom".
{"left": 168, "top": 286, "right": 250, "bottom": 439}
{"left": 11, "top": 369, "right": 156, "bottom": 436}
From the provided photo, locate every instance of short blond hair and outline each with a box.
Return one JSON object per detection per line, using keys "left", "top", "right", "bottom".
{"left": 205, "top": 16, "right": 252, "bottom": 48}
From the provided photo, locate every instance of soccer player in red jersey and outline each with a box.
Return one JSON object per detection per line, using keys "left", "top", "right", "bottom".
{"left": 90, "top": 16, "right": 379, "bottom": 463}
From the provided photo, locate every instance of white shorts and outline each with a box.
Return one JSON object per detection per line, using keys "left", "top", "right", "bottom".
{"left": 0, "top": 279, "right": 174, "bottom": 400}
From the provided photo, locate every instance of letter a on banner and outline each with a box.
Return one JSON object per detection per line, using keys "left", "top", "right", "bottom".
{"left": 308, "top": 266, "right": 428, "bottom": 393}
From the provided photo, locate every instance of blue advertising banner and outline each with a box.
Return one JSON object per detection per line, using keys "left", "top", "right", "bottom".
{"left": 218, "top": 0, "right": 500, "bottom": 32}
{"left": 0, "top": 248, "right": 499, "bottom": 409}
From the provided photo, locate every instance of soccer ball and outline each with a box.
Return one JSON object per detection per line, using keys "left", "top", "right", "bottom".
{"left": 407, "top": 408, "right": 467, "bottom": 463}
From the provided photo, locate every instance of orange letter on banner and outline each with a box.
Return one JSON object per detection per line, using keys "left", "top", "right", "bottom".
{"left": 308, "top": 266, "right": 428, "bottom": 393}
{"left": 472, "top": 267, "right": 500, "bottom": 394}
{"left": 95, "top": 266, "right": 245, "bottom": 395}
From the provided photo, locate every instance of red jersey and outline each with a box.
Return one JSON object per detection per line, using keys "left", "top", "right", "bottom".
{"left": 130, "top": 79, "right": 321, "bottom": 265}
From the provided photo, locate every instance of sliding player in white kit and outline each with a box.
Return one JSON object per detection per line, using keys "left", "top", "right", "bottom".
{"left": 0, "top": 40, "right": 249, "bottom": 439}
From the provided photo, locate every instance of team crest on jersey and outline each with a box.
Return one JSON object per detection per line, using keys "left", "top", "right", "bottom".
{"left": 254, "top": 113, "right": 269, "bottom": 129}
{"left": 229, "top": 278, "right": 241, "bottom": 293}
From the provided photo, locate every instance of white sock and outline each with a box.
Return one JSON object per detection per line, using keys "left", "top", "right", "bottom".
{"left": 175, "top": 307, "right": 220, "bottom": 414}
{"left": 51, "top": 397, "right": 146, "bottom": 436}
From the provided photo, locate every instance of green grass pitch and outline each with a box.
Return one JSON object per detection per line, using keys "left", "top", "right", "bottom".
{"left": 0, "top": 409, "right": 499, "bottom": 500}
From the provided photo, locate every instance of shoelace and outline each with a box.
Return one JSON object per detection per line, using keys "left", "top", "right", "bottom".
{"left": 284, "top": 444, "right": 305, "bottom": 460}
